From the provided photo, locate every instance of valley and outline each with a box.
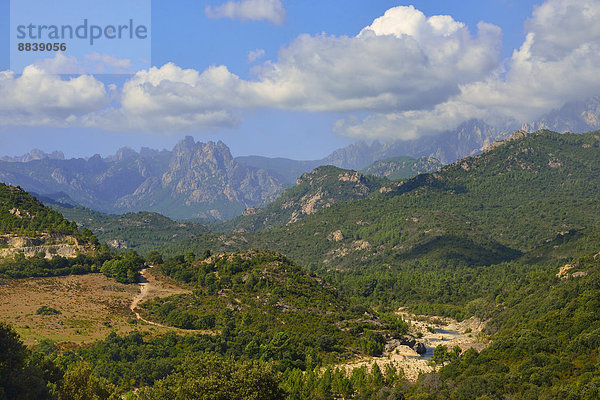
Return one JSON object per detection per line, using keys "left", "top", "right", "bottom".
{"left": 1, "top": 128, "right": 600, "bottom": 399}
{"left": 0, "top": 263, "right": 486, "bottom": 382}
{"left": 4, "top": 0, "right": 600, "bottom": 397}
{"left": 341, "top": 313, "right": 488, "bottom": 382}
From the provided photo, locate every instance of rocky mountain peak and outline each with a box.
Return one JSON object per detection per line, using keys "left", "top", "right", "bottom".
{"left": 172, "top": 137, "right": 232, "bottom": 159}
{"left": 0, "top": 149, "right": 65, "bottom": 163}
{"left": 483, "top": 129, "right": 530, "bottom": 152}
{"left": 170, "top": 138, "right": 234, "bottom": 171}
{"left": 521, "top": 96, "right": 600, "bottom": 133}
{"left": 176, "top": 135, "right": 197, "bottom": 150}
{"left": 114, "top": 147, "right": 138, "bottom": 161}
{"left": 0, "top": 137, "right": 284, "bottom": 221}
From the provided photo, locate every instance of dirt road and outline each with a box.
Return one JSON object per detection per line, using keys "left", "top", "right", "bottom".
{"left": 129, "top": 267, "right": 190, "bottom": 327}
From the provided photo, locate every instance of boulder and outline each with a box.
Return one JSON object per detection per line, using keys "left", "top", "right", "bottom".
{"left": 414, "top": 342, "right": 427, "bottom": 355}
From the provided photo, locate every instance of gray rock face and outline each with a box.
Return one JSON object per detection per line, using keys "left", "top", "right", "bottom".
{"left": 1, "top": 149, "right": 65, "bottom": 163}
{"left": 398, "top": 337, "right": 427, "bottom": 355}
{"left": 314, "top": 120, "right": 512, "bottom": 168}
{"left": 315, "top": 96, "right": 600, "bottom": 169}
{"left": 0, "top": 137, "right": 284, "bottom": 220}
{"left": 414, "top": 342, "right": 427, "bottom": 355}
{"left": 522, "top": 96, "right": 600, "bottom": 134}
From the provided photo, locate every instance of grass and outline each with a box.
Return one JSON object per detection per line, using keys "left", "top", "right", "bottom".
{"left": 0, "top": 273, "right": 193, "bottom": 345}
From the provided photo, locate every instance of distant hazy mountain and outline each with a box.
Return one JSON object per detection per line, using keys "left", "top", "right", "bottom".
{"left": 3, "top": 97, "right": 600, "bottom": 221}
{"left": 1, "top": 149, "right": 65, "bottom": 163}
{"left": 0, "top": 137, "right": 284, "bottom": 220}
{"left": 361, "top": 156, "right": 443, "bottom": 180}
{"left": 28, "top": 191, "right": 80, "bottom": 209}
{"left": 235, "top": 156, "right": 321, "bottom": 184}
{"left": 320, "top": 119, "right": 514, "bottom": 168}
{"left": 239, "top": 119, "right": 511, "bottom": 178}
{"left": 522, "top": 96, "right": 600, "bottom": 133}
{"left": 297, "top": 96, "right": 600, "bottom": 171}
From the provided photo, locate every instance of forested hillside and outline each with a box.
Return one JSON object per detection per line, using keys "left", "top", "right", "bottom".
{"left": 0, "top": 183, "right": 147, "bottom": 281}
{"left": 403, "top": 252, "right": 600, "bottom": 399}
{"left": 167, "top": 131, "right": 598, "bottom": 268}
{"left": 5, "top": 249, "right": 600, "bottom": 399}
{"left": 2, "top": 130, "right": 600, "bottom": 399}
{"left": 221, "top": 166, "right": 387, "bottom": 232}
{"left": 140, "top": 250, "right": 408, "bottom": 361}
{"left": 53, "top": 206, "right": 208, "bottom": 253}
{"left": 251, "top": 130, "right": 600, "bottom": 265}
{"left": 0, "top": 183, "right": 82, "bottom": 238}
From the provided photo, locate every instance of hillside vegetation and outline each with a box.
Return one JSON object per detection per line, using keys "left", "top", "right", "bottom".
{"left": 221, "top": 166, "right": 387, "bottom": 232}
{"left": 0, "top": 183, "right": 147, "bottom": 281}
{"left": 6, "top": 249, "right": 600, "bottom": 399}
{"left": 156, "top": 132, "right": 596, "bottom": 305}
{"left": 0, "top": 183, "right": 86, "bottom": 239}
{"left": 3, "top": 130, "right": 600, "bottom": 399}
{"left": 0, "top": 183, "right": 100, "bottom": 277}
{"left": 402, "top": 252, "right": 600, "bottom": 399}
{"left": 248, "top": 130, "right": 600, "bottom": 263}
{"left": 141, "top": 250, "right": 409, "bottom": 363}
{"left": 53, "top": 206, "right": 207, "bottom": 253}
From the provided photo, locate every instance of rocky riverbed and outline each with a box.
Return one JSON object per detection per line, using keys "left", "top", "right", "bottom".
{"left": 342, "top": 310, "right": 489, "bottom": 381}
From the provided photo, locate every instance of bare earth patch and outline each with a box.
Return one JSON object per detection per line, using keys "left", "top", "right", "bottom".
{"left": 131, "top": 267, "right": 191, "bottom": 327}
{"left": 341, "top": 311, "right": 489, "bottom": 381}
{"left": 0, "top": 269, "right": 193, "bottom": 346}
{"left": 0, "top": 274, "right": 138, "bottom": 345}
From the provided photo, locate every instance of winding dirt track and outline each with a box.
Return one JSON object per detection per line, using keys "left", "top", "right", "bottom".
{"left": 128, "top": 267, "right": 216, "bottom": 335}
{"left": 129, "top": 267, "right": 190, "bottom": 327}
{"left": 130, "top": 268, "right": 165, "bottom": 327}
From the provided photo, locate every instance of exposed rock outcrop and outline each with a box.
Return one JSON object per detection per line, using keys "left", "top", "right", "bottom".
{"left": 0, "top": 137, "right": 284, "bottom": 220}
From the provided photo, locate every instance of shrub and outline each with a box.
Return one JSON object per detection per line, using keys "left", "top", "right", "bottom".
{"left": 36, "top": 305, "right": 61, "bottom": 315}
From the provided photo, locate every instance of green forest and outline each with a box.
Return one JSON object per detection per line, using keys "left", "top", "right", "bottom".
{"left": 0, "top": 183, "right": 95, "bottom": 242}
{"left": 1, "top": 130, "right": 600, "bottom": 399}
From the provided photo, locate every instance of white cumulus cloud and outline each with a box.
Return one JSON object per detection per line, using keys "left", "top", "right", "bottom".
{"left": 108, "top": 6, "right": 501, "bottom": 132}
{"left": 0, "top": 65, "right": 109, "bottom": 126}
{"left": 3, "top": 0, "right": 599, "bottom": 140}
{"left": 206, "top": 0, "right": 286, "bottom": 25}
{"left": 335, "top": 0, "right": 600, "bottom": 139}
{"left": 101, "top": 63, "right": 243, "bottom": 132}
{"left": 247, "top": 49, "right": 266, "bottom": 63}
{"left": 251, "top": 6, "right": 501, "bottom": 112}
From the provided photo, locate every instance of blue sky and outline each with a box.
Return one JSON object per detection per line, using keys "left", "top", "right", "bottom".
{"left": 2, "top": 0, "right": 598, "bottom": 160}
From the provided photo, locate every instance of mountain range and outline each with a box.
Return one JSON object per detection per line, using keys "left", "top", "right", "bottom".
{"left": 0, "top": 139, "right": 441, "bottom": 221}
{"left": 2, "top": 96, "right": 600, "bottom": 221}
{"left": 0, "top": 137, "right": 284, "bottom": 220}
{"left": 3, "top": 126, "right": 600, "bottom": 399}
{"left": 164, "top": 129, "right": 600, "bottom": 276}
{"left": 52, "top": 129, "right": 600, "bottom": 273}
